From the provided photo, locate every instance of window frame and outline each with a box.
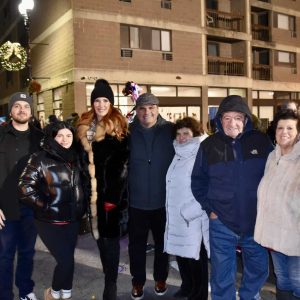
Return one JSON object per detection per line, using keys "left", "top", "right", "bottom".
{"left": 120, "top": 24, "right": 172, "bottom": 52}
{"left": 276, "top": 50, "right": 296, "bottom": 67}
{"left": 207, "top": 41, "right": 219, "bottom": 57}
{"left": 275, "top": 13, "right": 296, "bottom": 32}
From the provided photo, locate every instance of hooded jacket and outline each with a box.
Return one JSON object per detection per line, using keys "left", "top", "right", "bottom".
{"left": 18, "top": 138, "right": 88, "bottom": 223}
{"left": 191, "top": 95, "right": 273, "bottom": 234}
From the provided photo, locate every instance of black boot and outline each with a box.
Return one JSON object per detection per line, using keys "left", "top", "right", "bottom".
{"left": 97, "top": 237, "right": 120, "bottom": 300}
{"left": 276, "top": 288, "right": 293, "bottom": 300}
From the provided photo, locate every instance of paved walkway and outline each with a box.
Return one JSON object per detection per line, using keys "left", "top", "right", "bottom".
{"left": 14, "top": 234, "right": 276, "bottom": 300}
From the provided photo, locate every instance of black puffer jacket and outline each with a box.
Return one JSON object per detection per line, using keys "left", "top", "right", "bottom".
{"left": 19, "top": 139, "right": 89, "bottom": 223}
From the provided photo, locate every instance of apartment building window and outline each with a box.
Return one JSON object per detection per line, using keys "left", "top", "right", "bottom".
{"left": 207, "top": 42, "right": 219, "bottom": 56}
{"left": 121, "top": 24, "right": 171, "bottom": 52}
{"left": 275, "top": 13, "right": 296, "bottom": 36}
{"left": 206, "top": 0, "right": 218, "bottom": 10}
{"left": 160, "top": 30, "right": 171, "bottom": 51}
{"left": 276, "top": 51, "right": 296, "bottom": 66}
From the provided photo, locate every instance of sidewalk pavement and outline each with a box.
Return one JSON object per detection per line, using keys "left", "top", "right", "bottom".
{"left": 16, "top": 233, "right": 276, "bottom": 300}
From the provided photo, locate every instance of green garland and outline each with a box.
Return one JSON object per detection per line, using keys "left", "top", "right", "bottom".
{"left": 0, "top": 41, "right": 27, "bottom": 71}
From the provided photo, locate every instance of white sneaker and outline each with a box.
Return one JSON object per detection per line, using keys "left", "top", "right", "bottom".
{"left": 20, "top": 292, "right": 38, "bottom": 300}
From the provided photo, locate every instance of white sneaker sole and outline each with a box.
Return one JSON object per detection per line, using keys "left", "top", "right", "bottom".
{"left": 154, "top": 288, "right": 168, "bottom": 296}
{"left": 131, "top": 293, "right": 144, "bottom": 300}
{"left": 131, "top": 288, "right": 144, "bottom": 300}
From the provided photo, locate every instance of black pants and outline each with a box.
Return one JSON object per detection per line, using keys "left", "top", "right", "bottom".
{"left": 128, "top": 207, "right": 169, "bottom": 286}
{"left": 35, "top": 220, "right": 79, "bottom": 291}
{"left": 176, "top": 242, "right": 208, "bottom": 300}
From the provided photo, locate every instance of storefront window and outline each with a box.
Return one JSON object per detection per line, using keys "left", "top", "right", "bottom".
{"left": 150, "top": 86, "right": 176, "bottom": 96}
{"left": 208, "top": 88, "right": 227, "bottom": 98}
{"left": 228, "top": 88, "right": 246, "bottom": 97}
{"left": 259, "top": 91, "right": 274, "bottom": 99}
{"left": 178, "top": 87, "right": 201, "bottom": 97}
{"left": 259, "top": 106, "right": 274, "bottom": 121}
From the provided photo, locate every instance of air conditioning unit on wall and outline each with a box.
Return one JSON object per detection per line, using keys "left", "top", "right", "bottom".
{"left": 121, "top": 49, "right": 133, "bottom": 58}
{"left": 161, "top": 0, "right": 172, "bottom": 9}
{"left": 162, "top": 52, "right": 173, "bottom": 61}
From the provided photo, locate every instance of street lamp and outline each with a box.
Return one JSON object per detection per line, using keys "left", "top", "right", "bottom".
{"left": 18, "top": 0, "right": 34, "bottom": 83}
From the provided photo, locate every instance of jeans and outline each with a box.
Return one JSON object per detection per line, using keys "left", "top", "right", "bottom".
{"left": 271, "top": 251, "right": 300, "bottom": 298}
{"left": 128, "top": 207, "right": 169, "bottom": 286}
{"left": 209, "top": 218, "right": 268, "bottom": 300}
{"left": 35, "top": 220, "right": 79, "bottom": 291}
{"left": 0, "top": 206, "right": 37, "bottom": 300}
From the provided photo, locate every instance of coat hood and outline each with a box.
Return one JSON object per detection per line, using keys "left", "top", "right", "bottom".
{"left": 215, "top": 95, "right": 253, "bottom": 135}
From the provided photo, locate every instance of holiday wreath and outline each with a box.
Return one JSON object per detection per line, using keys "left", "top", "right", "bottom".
{"left": 0, "top": 41, "right": 27, "bottom": 71}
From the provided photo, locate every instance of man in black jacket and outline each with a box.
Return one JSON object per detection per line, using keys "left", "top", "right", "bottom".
{"left": 0, "top": 92, "right": 43, "bottom": 300}
{"left": 128, "top": 93, "right": 174, "bottom": 300}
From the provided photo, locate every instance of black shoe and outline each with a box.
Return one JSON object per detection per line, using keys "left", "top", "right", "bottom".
{"left": 146, "top": 243, "right": 155, "bottom": 254}
{"left": 173, "top": 289, "right": 189, "bottom": 298}
{"left": 154, "top": 281, "right": 168, "bottom": 296}
{"left": 131, "top": 285, "right": 144, "bottom": 300}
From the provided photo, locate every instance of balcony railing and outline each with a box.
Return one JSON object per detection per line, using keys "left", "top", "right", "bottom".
{"left": 252, "top": 24, "right": 270, "bottom": 41}
{"left": 206, "top": 9, "right": 243, "bottom": 31}
{"left": 208, "top": 56, "right": 245, "bottom": 76}
{"left": 252, "top": 64, "right": 272, "bottom": 80}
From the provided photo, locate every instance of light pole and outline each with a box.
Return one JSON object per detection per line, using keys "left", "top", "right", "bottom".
{"left": 18, "top": 0, "right": 34, "bottom": 83}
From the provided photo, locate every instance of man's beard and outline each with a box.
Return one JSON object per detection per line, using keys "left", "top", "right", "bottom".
{"left": 12, "top": 114, "right": 31, "bottom": 124}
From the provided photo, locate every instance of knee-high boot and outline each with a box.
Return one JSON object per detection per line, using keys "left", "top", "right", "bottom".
{"left": 97, "top": 237, "right": 120, "bottom": 300}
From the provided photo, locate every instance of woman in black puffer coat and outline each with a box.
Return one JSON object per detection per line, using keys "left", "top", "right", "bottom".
{"left": 19, "top": 121, "right": 90, "bottom": 300}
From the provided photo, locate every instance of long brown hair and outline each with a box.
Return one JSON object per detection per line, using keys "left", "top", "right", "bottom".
{"left": 77, "top": 106, "right": 128, "bottom": 140}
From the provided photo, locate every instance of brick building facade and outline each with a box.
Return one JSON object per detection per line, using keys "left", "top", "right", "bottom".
{"left": 1, "top": 0, "right": 300, "bottom": 129}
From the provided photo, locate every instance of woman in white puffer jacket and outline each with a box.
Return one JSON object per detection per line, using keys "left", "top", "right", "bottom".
{"left": 164, "top": 117, "right": 210, "bottom": 300}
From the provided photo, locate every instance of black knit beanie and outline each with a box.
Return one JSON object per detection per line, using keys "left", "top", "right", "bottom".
{"left": 90, "top": 79, "right": 114, "bottom": 106}
{"left": 9, "top": 92, "right": 33, "bottom": 112}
